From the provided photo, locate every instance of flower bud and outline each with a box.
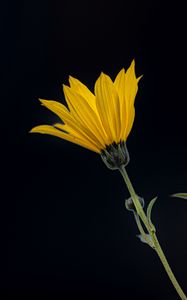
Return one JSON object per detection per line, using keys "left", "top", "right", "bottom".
{"left": 125, "top": 196, "right": 144, "bottom": 212}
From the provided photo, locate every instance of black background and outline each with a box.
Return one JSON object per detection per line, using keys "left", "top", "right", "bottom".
{"left": 2, "top": 0, "right": 187, "bottom": 299}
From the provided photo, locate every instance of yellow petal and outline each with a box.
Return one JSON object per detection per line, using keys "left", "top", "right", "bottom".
{"left": 63, "top": 84, "right": 108, "bottom": 148}
{"left": 123, "top": 60, "right": 139, "bottom": 139}
{"left": 39, "top": 98, "right": 100, "bottom": 148}
{"left": 125, "top": 60, "right": 139, "bottom": 107}
{"left": 137, "top": 74, "right": 143, "bottom": 83}
{"left": 114, "top": 68, "right": 127, "bottom": 140}
{"left": 39, "top": 99, "right": 71, "bottom": 122}
{"left": 54, "top": 123, "right": 90, "bottom": 141}
{"left": 124, "top": 107, "right": 135, "bottom": 140}
{"left": 54, "top": 123, "right": 106, "bottom": 151}
{"left": 95, "top": 73, "right": 120, "bottom": 144}
{"left": 69, "top": 76, "right": 96, "bottom": 109}
{"left": 30, "top": 125, "right": 100, "bottom": 153}
{"left": 115, "top": 60, "right": 141, "bottom": 141}
{"left": 69, "top": 76, "right": 108, "bottom": 133}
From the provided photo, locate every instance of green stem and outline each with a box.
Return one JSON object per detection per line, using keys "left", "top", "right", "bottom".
{"left": 119, "top": 165, "right": 187, "bottom": 300}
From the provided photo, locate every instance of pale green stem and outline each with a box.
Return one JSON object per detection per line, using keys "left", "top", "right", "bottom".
{"left": 119, "top": 165, "right": 187, "bottom": 300}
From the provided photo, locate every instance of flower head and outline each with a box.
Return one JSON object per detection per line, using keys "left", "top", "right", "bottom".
{"left": 30, "top": 60, "right": 142, "bottom": 157}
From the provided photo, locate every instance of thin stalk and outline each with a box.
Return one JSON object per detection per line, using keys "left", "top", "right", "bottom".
{"left": 119, "top": 165, "right": 187, "bottom": 300}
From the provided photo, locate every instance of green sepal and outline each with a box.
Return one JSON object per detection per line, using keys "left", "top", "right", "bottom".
{"left": 171, "top": 193, "right": 187, "bottom": 199}
{"left": 146, "top": 196, "right": 157, "bottom": 231}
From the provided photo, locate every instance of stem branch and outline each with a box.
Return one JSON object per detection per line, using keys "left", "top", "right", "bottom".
{"left": 119, "top": 165, "right": 187, "bottom": 300}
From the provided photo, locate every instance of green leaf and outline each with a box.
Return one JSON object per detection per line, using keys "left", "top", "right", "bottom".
{"left": 146, "top": 197, "right": 157, "bottom": 228}
{"left": 171, "top": 193, "right": 187, "bottom": 199}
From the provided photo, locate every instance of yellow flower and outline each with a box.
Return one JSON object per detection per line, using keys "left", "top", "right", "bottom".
{"left": 30, "top": 60, "right": 142, "bottom": 156}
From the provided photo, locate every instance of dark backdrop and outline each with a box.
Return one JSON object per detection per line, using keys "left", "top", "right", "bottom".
{"left": 2, "top": 0, "right": 187, "bottom": 299}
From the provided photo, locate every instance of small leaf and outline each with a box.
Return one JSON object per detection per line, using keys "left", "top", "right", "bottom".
{"left": 171, "top": 193, "right": 187, "bottom": 199}
{"left": 146, "top": 197, "right": 157, "bottom": 228}
{"left": 147, "top": 197, "right": 157, "bottom": 221}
